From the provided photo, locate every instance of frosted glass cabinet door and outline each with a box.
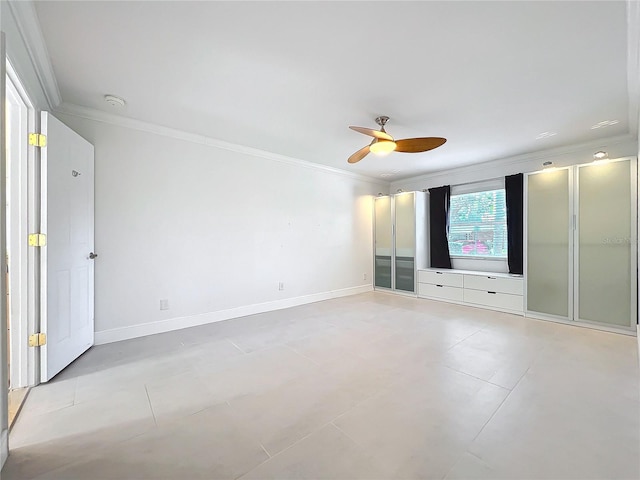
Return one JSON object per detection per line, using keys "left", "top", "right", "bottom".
{"left": 375, "top": 196, "right": 392, "bottom": 288}
{"left": 578, "top": 160, "right": 633, "bottom": 327}
{"left": 527, "top": 169, "right": 570, "bottom": 318}
{"left": 395, "top": 193, "right": 416, "bottom": 292}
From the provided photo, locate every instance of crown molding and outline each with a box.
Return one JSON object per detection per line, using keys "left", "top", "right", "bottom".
{"left": 7, "top": 1, "right": 61, "bottom": 109}
{"left": 391, "top": 133, "right": 636, "bottom": 189}
{"left": 628, "top": 0, "right": 640, "bottom": 138}
{"left": 55, "top": 102, "right": 389, "bottom": 186}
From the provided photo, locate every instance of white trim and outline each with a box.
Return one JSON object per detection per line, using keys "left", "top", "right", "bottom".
{"left": 449, "top": 255, "right": 507, "bottom": 262}
{"left": 526, "top": 311, "right": 636, "bottom": 337}
{"left": 391, "top": 134, "right": 635, "bottom": 191}
{"left": 6, "top": 69, "right": 31, "bottom": 389}
{"left": 38, "top": 111, "right": 49, "bottom": 382}
{"left": 627, "top": 0, "right": 640, "bottom": 138}
{"left": 54, "top": 102, "right": 389, "bottom": 186}
{"left": 6, "top": 59, "right": 36, "bottom": 111}
{"left": 25, "top": 82, "right": 38, "bottom": 388}
{"left": 6, "top": 1, "right": 61, "bottom": 108}
{"left": 0, "top": 32, "right": 7, "bottom": 469}
{"left": 94, "top": 285, "right": 373, "bottom": 345}
{"left": 450, "top": 177, "right": 505, "bottom": 196}
{"left": 1, "top": 428, "right": 8, "bottom": 469}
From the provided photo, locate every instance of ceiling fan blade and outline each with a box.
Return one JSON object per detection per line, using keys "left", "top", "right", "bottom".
{"left": 349, "top": 126, "right": 394, "bottom": 141}
{"left": 348, "top": 145, "right": 370, "bottom": 164}
{"left": 394, "top": 137, "right": 447, "bottom": 153}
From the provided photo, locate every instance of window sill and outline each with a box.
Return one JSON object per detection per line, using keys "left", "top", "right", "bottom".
{"left": 449, "top": 255, "right": 507, "bottom": 261}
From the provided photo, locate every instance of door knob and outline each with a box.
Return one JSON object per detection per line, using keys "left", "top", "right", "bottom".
{"left": 89, "top": 252, "right": 98, "bottom": 259}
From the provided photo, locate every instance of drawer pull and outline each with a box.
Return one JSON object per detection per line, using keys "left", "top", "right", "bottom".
{"left": 436, "top": 284, "right": 444, "bottom": 287}
{"left": 488, "top": 291, "right": 497, "bottom": 294}
{"left": 436, "top": 271, "right": 443, "bottom": 274}
{"left": 487, "top": 276, "right": 496, "bottom": 280}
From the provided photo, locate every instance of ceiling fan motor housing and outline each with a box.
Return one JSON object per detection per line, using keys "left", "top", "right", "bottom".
{"left": 375, "top": 116, "right": 390, "bottom": 127}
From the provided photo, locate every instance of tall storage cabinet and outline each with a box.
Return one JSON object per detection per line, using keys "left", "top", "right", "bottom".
{"left": 526, "top": 158, "right": 637, "bottom": 331}
{"left": 527, "top": 167, "right": 572, "bottom": 320}
{"left": 374, "top": 192, "right": 427, "bottom": 294}
{"left": 374, "top": 196, "right": 392, "bottom": 289}
{"left": 577, "top": 160, "right": 635, "bottom": 327}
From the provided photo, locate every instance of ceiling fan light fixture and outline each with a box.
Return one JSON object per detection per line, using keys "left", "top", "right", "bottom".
{"left": 369, "top": 139, "right": 397, "bottom": 156}
{"left": 347, "top": 116, "right": 446, "bottom": 164}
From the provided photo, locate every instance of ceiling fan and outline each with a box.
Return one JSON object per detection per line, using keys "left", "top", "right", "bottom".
{"left": 348, "top": 116, "right": 446, "bottom": 164}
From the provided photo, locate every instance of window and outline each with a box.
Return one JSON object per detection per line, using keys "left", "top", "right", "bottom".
{"left": 448, "top": 189, "right": 507, "bottom": 258}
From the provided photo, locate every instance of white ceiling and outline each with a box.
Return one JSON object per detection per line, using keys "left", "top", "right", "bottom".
{"left": 34, "top": 1, "right": 632, "bottom": 180}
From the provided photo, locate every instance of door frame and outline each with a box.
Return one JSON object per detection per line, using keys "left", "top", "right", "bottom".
{"left": 6, "top": 59, "right": 38, "bottom": 387}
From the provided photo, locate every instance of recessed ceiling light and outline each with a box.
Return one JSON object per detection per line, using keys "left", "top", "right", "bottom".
{"left": 593, "top": 151, "right": 608, "bottom": 160}
{"left": 104, "top": 94, "right": 126, "bottom": 107}
{"left": 542, "top": 161, "right": 553, "bottom": 167}
{"left": 536, "top": 131, "right": 557, "bottom": 140}
{"left": 590, "top": 120, "right": 619, "bottom": 129}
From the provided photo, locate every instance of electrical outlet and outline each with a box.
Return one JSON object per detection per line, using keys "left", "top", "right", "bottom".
{"left": 160, "top": 299, "right": 169, "bottom": 310}
{"left": 278, "top": 282, "right": 284, "bottom": 291}
{"left": 363, "top": 273, "right": 367, "bottom": 281}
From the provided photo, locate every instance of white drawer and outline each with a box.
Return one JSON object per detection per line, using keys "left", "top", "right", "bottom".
{"left": 418, "top": 283, "right": 464, "bottom": 302}
{"left": 418, "top": 270, "right": 463, "bottom": 288}
{"left": 463, "top": 274, "right": 523, "bottom": 295}
{"left": 463, "top": 289, "right": 523, "bottom": 312}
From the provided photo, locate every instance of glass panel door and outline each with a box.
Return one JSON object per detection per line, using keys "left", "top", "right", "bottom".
{"left": 577, "top": 160, "right": 633, "bottom": 327}
{"left": 527, "top": 169, "right": 571, "bottom": 318}
{"left": 394, "top": 193, "right": 415, "bottom": 292}
{"left": 374, "top": 196, "right": 392, "bottom": 288}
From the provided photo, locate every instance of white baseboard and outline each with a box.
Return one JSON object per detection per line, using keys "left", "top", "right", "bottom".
{"left": 1, "top": 428, "right": 8, "bottom": 471}
{"left": 94, "top": 285, "right": 373, "bottom": 345}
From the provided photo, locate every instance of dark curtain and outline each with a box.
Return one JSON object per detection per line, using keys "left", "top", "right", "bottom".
{"left": 505, "top": 173, "right": 524, "bottom": 275}
{"left": 428, "top": 186, "right": 452, "bottom": 269}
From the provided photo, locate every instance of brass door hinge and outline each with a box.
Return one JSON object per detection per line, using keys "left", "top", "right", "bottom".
{"left": 29, "top": 333, "right": 46, "bottom": 347}
{"left": 28, "top": 133, "right": 47, "bottom": 147}
{"left": 28, "top": 233, "right": 47, "bottom": 247}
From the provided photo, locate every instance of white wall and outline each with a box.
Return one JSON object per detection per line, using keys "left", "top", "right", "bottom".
{"left": 55, "top": 113, "right": 383, "bottom": 343}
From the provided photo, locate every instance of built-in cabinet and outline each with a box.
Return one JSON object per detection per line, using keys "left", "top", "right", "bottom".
{"left": 526, "top": 158, "right": 637, "bottom": 331}
{"left": 418, "top": 269, "right": 524, "bottom": 314}
{"left": 374, "top": 192, "right": 427, "bottom": 294}
{"left": 374, "top": 159, "right": 637, "bottom": 334}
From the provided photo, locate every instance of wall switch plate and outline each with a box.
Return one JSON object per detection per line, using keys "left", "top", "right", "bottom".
{"left": 160, "top": 299, "right": 169, "bottom": 310}
{"left": 278, "top": 282, "right": 284, "bottom": 291}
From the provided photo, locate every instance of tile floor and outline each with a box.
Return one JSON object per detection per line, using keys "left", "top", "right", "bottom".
{"left": 2, "top": 292, "right": 639, "bottom": 479}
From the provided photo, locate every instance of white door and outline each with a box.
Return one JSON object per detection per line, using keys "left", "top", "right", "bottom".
{"left": 40, "top": 112, "right": 95, "bottom": 382}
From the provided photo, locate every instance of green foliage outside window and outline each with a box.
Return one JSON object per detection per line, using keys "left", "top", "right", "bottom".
{"left": 448, "top": 189, "right": 507, "bottom": 258}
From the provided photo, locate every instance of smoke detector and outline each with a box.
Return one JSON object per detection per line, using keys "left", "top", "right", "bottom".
{"left": 104, "top": 94, "right": 125, "bottom": 107}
